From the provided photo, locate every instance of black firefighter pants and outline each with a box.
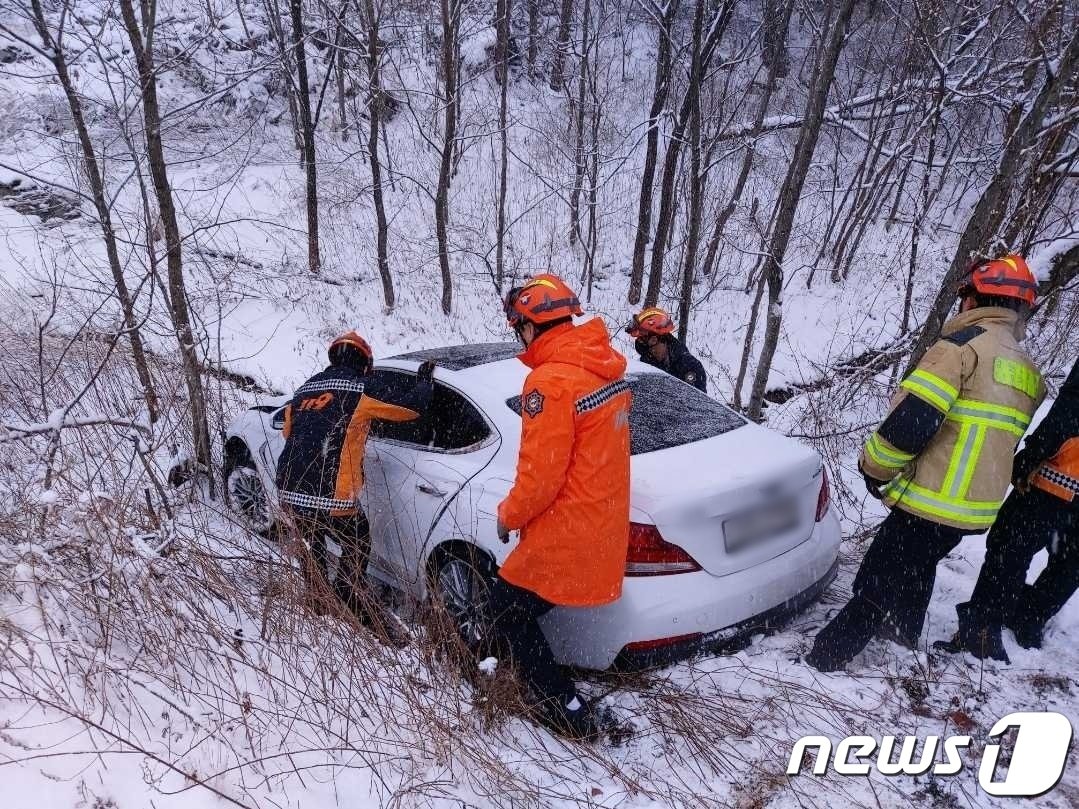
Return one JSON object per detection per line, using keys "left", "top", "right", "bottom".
{"left": 288, "top": 509, "right": 374, "bottom": 617}
{"left": 811, "top": 508, "right": 965, "bottom": 665}
{"left": 487, "top": 575, "right": 578, "bottom": 710}
{"left": 962, "top": 486, "right": 1079, "bottom": 631}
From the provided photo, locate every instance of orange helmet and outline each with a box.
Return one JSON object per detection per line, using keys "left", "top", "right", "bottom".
{"left": 960, "top": 254, "right": 1037, "bottom": 307}
{"left": 328, "top": 330, "right": 373, "bottom": 368}
{"left": 625, "top": 307, "right": 675, "bottom": 338}
{"left": 504, "top": 274, "right": 583, "bottom": 327}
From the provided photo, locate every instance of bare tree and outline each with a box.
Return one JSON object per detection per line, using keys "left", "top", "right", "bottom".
{"left": 289, "top": 0, "right": 321, "bottom": 274}
{"left": 747, "top": 0, "right": 857, "bottom": 421}
{"left": 494, "top": 0, "right": 513, "bottom": 290}
{"left": 363, "top": 0, "right": 396, "bottom": 308}
{"left": 117, "top": 0, "right": 214, "bottom": 484}
{"left": 627, "top": 0, "right": 680, "bottom": 304}
{"left": 906, "top": 24, "right": 1079, "bottom": 371}
{"left": 550, "top": 0, "right": 575, "bottom": 91}
{"left": 435, "top": 0, "right": 461, "bottom": 314}
{"left": 15, "top": 0, "right": 159, "bottom": 423}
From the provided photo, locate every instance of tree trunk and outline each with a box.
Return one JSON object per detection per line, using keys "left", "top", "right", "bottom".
{"left": 569, "top": 0, "right": 592, "bottom": 246}
{"left": 495, "top": 0, "right": 512, "bottom": 289}
{"left": 761, "top": 0, "right": 790, "bottom": 78}
{"left": 906, "top": 25, "right": 1079, "bottom": 373}
{"left": 644, "top": 0, "right": 734, "bottom": 307}
{"left": 627, "top": 0, "right": 680, "bottom": 304}
{"left": 289, "top": 0, "right": 321, "bottom": 273}
{"left": 747, "top": 0, "right": 856, "bottom": 421}
{"left": 700, "top": 0, "right": 790, "bottom": 279}
{"left": 676, "top": 0, "right": 706, "bottom": 342}
{"left": 118, "top": 0, "right": 214, "bottom": 486}
{"left": 363, "top": 0, "right": 395, "bottom": 308}
{"left": 527, "top": 0, "right": 539, "bottom": 78}
{"left": 435, "top": 0, "right": 459, "bottom": 314}
{"left": 549, "top": 0, "right": 574, "bottom": 91}
{"left": 30, "top": 0, "right": 158, "bottom": 423}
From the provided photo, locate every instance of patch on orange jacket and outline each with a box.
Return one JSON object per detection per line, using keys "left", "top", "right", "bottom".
{"left": 522, "top": 388, "right": 545, "bottom": 418}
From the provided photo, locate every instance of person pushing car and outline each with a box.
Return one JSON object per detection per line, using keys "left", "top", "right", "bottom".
{"left": 492, "top": 273, "right": 632, "bottom": 740}
{"left": 276, "top": 331, "right": 434, "bottom": 637}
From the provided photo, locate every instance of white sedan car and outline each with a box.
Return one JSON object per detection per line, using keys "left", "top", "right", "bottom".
{"left": 224, "top": 342, "right": 841, "bottom": 670}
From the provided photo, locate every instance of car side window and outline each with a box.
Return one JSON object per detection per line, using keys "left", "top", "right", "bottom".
{"left": 368, "top": 370, "right": 491, "bottom": 451}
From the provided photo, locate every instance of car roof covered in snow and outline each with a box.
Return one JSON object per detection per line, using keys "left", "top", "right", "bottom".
{"left": 389, "top": 341, "right": 521, "bottom": 371}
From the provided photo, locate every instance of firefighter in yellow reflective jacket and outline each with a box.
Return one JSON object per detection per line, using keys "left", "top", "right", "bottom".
{"left": 806, "top": 256, "right": 1045, "bottom": 672}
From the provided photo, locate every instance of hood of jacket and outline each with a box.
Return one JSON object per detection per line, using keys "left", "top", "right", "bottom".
{"left": 519, "top": 317, "right": 627, "bottom": 381}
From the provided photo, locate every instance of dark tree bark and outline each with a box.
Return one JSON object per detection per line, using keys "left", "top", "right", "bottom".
{"left": 527, "top": 0, "right": 540, "bottom": 78}
{"left": 701, "top": 0, "right": 790, "bottom": 279}
{"left": 569, "top": 0, "right": 592, "bottom": 246}
{"left": 363, "top": 0, "right": 395, "bottom": 308}
{"left": 761, "top": 0, "right": 790, "bottom": 78}
{"left": 28, "top": 0, "right": 158, "bottom": 423}
{"left": 747, "top": 0, "right": 857, "bottom": 421}
{"left": 118, "top": 0, "right": 214, "bottom": 484}
{"left": 289, "top": 0, "right": 321, "bottom": 273}
{"left": 676, "top": 0, "right": 706, "bottom": 342}
{"left": 643, "top": 0, "right": 735, "bottom": 307}
{"left": 906, "top": 25, "right": 1079, "bottom": 372}
{"left": 435, "top": 0, "right": 460, "bottom": 314}
{"left": 627, "top": 0, "right": 680, "bottom": 304}
{"left": 550, "top": 0, "right": 574, "bottom": 91}
{"left": 495, "top": 0, "right": 513, "bottom": 289}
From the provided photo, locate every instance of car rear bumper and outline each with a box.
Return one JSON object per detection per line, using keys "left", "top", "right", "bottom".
{"left": 541, "top": 510, "right": 842, "bottom": 670}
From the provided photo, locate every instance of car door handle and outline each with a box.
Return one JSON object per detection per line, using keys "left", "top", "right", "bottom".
{"left": 417, "top": 482, "right": 448, "bottom": 497}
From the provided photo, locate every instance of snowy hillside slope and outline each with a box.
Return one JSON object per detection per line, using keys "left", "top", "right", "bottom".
{"left": 1, "top": 0, "right": 1078, "bottom": 807}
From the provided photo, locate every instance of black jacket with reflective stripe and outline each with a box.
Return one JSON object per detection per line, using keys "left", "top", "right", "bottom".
{"left": 636, "top": 337, "right": 707, "bottom": 393}
{"left": 275, "top": 365, "right": 431, "bottom": 513}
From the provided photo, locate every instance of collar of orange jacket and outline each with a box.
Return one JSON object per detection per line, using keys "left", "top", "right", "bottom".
{"left": 518, "top": 317, "right": 627, "bottom": 380}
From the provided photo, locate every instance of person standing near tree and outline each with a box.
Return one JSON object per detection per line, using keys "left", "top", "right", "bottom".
{"left": 492, "top": 274, "right": 631, "bottom": 740}
{"left": 806, "top": 256, "right": 1044, "bottom": 671}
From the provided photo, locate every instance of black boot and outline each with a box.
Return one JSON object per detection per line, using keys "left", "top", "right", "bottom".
{"left": 935, "top": 603, "right": 1010, "bottom": 663}
{"left": 805, "top": 595, "right": 881, "bottom": 672}
{"left": 533, "top": 692, "right": 599, "bottom": 742}
{"left": 1005, "top": 592, "right": 1046, "bottom": 649}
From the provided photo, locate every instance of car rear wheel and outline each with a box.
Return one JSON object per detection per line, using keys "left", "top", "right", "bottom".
{"left": 432, "top": 547, "right": 495, "bottom": 653}
{"left": 226, "top": 453, "right": 274, "bottom": 536}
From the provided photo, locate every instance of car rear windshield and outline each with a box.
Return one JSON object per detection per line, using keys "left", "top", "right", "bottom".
{"left": 507, "top": 372, "right": 745, "bottom": 455}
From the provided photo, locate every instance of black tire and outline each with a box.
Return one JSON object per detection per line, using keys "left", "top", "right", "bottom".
{"left": 224, "top": 444, "right": 275, "bottom": 536}
{"left": 431, "top": 545, "right": 496, "bottom": 653}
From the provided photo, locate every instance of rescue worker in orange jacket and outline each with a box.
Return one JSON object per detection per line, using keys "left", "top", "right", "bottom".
{"left": 493, "top": 274, "right": 631, "bottom": 739}
{"left": 942, "top": 355, "right": 1078, "bottom": 661}
{"left": 807, "top": 256, "right": 1043, "bottom": 671}
{"left": 276, "top": 331, "right": 434, "bottom": 631}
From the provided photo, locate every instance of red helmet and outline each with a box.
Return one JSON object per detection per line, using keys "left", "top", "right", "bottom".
{"left": 960, "top": 254, "right": 1037, "bottom": 307}
{"left": 626, "top": 307, "right": 675, "bottom": 338}
{"left": 328, "top": 330, "right": 373, "bottom": 367}
{"left": 504, "top": 274, "right": 583, "bottom": 327}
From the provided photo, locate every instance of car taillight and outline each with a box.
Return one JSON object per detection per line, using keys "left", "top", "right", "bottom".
{"left": 625, "top": 522, "right": 702, "bottom": 576}
{"left": 623, "top": 632, "right": 703, "bottom": 653}
{"left": 815, "top": 467, "right": 831, "bottom": 522}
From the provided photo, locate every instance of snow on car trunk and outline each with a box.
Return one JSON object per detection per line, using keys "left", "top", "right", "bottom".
{"left": 628, "top": 379, "right": 823, "bottom": 578}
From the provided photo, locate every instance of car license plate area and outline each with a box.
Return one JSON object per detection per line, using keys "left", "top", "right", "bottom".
{"left": 723, "top": 498, "right": 800, "bottom": 553}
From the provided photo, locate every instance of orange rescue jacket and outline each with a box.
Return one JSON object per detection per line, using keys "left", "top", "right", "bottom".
{"left": 497, "top": 318, "right": 632, "bottom": 607}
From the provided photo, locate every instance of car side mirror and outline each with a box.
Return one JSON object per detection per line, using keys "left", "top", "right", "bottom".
{"left": 271, "top": 407, "right": 287, "bottom": 431}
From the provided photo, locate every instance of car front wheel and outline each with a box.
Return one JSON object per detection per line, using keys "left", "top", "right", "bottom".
{"left": 226, "top": 457, "right": 275, "bottom": 536}
{"left": 432, "top": 547, "right": 495, "bottom": 653}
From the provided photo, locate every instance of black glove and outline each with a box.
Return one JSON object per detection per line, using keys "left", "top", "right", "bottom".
{"left": 858, "top": 460, "right": 886, "bottom": 500}
{"left": 417, "top": 360, "right": 436, "bottom": 383}
{"left": 1011, "top": 448, "right": 1038, "bottom": 489}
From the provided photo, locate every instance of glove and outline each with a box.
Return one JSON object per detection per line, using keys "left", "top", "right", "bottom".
{"left": 1011, "top": 448, "right": 1038, "bottom": 491}
{"left": 496, "top": 520, "right": 511, "bottom": 544}
{"left": 417, "top": 360, "right": 436, "bottom": 383}
{"left": 858, "top": 459, "right": 886, "bottom": 500}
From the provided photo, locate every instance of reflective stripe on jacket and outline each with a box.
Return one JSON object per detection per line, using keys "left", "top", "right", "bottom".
{"left": 1033, "top": 438, "right": 1079, "bottom": 503}
{"left": 498, "top": 318, "right": 632, "bottom": 607}
{"left": 860, "top": 307, "right": 1045, "bottom": 531}
{"left": 276, "top": 365, "right": 430, "bottom": 516}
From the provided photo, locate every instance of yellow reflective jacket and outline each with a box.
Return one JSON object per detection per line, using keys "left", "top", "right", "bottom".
{"left": 861, "top": 307, "right": 1045, "bottom": 531}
